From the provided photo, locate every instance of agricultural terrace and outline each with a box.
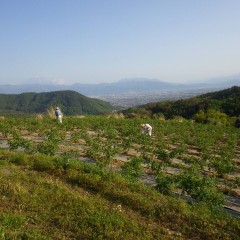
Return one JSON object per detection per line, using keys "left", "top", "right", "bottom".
{"left": 0, "top": 115, "right": 239, "bottom": 239}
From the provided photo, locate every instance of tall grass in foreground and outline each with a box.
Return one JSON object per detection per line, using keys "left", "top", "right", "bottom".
{"left": 0, "top": 150, "right": 239, "bottom": 240}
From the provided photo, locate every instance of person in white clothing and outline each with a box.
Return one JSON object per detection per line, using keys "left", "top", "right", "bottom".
{"left": 55, "top": 107, "right": 63, "bottom": 123}
{"left": 141, "top": 123, "right": 152, "bottom": 136}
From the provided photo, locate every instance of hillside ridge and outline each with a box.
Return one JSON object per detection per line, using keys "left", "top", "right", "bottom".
{"left": 124, "top": 86, "right": 240, "bottom": 119}
{"left": 0, "top": 90, "right": 114, "bottom": 115}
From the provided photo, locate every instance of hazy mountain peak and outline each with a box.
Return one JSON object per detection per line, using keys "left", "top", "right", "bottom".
{"left": 117, "top": 78, "right": 164, "bottom": 83}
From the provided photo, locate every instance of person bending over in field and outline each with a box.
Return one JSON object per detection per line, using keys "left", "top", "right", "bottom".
{"left": 55, "top": 107, "right": 63, "bottom": 124}
{"left": 141, "top": 123, "right": 152, "bottom": 136}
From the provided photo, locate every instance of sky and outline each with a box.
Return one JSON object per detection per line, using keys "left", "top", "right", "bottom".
{"left": 0, "top": 0, "right": 240, "bottom": 85}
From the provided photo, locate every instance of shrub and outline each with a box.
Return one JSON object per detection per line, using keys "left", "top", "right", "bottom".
{"left": 178, "top": 166, "right": 225, "bottom": 207}
{"left": 37, "top": 141, "right": 56, "bottom": 156}
{"left": 194, "top": 109, "right": 228, "bottom": 126}
{"left": 121, "top": 157, "right": 143, "bottom": 180}
{"left": 155, "top": 171, "right": 175, "bottom": 195}
{"left": 8, "top": 132, "right": 34, "bottom": 153}
{"left": 209, "top": 157, "right": 235, "bottom": 176}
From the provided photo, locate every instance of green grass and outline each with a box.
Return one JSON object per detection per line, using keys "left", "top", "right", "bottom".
{"left": 0, "top": 150, "right": 239, "bottom": 240}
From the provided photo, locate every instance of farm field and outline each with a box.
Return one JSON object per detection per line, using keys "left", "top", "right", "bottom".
{"left": 0, "top": 115, "right": 240, "bottom": 239}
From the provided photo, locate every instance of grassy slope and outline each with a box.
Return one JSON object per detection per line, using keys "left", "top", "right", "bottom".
{"left": 0, "top": 151, "right": 239, "bottom": 240}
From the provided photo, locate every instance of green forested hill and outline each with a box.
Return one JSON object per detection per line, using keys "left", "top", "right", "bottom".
{"left": 124, "top": 86, "right": 240, "bottom": 119}
{"left": 0, "top": 90, "right": 114, "bottom": 115}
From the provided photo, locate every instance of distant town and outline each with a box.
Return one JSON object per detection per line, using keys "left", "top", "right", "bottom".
{"left": 98, "top": 87, "right": 222, "bottom": 108}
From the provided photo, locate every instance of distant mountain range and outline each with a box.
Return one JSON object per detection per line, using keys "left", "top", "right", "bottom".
{"left": 0, "top": 90, "right": 114, "bottom": 115}
{"left": 0, "top": 78, "right": 183, "bottom": 96}
{"left": 0, "top": 75, "right": 239, "bottom": 97}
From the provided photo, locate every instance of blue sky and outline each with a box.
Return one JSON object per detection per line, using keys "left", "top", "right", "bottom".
{"left": 0, "top": 0, "right": 240, "bottom": 84}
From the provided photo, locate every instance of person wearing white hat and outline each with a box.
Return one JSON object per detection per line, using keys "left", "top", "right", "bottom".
{"left": 55, "top": 107, "right": 63, "bottom": 123}
{"left": 141, "top": 123, "right": 152, "bottom": 136}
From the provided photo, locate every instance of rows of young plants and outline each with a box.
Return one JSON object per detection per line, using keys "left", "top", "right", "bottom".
{"left": 0, "top": 150, "right": 239, "bottom": 239}
{"left": 0, "top": 115, "right": 239, "bottom": 209}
